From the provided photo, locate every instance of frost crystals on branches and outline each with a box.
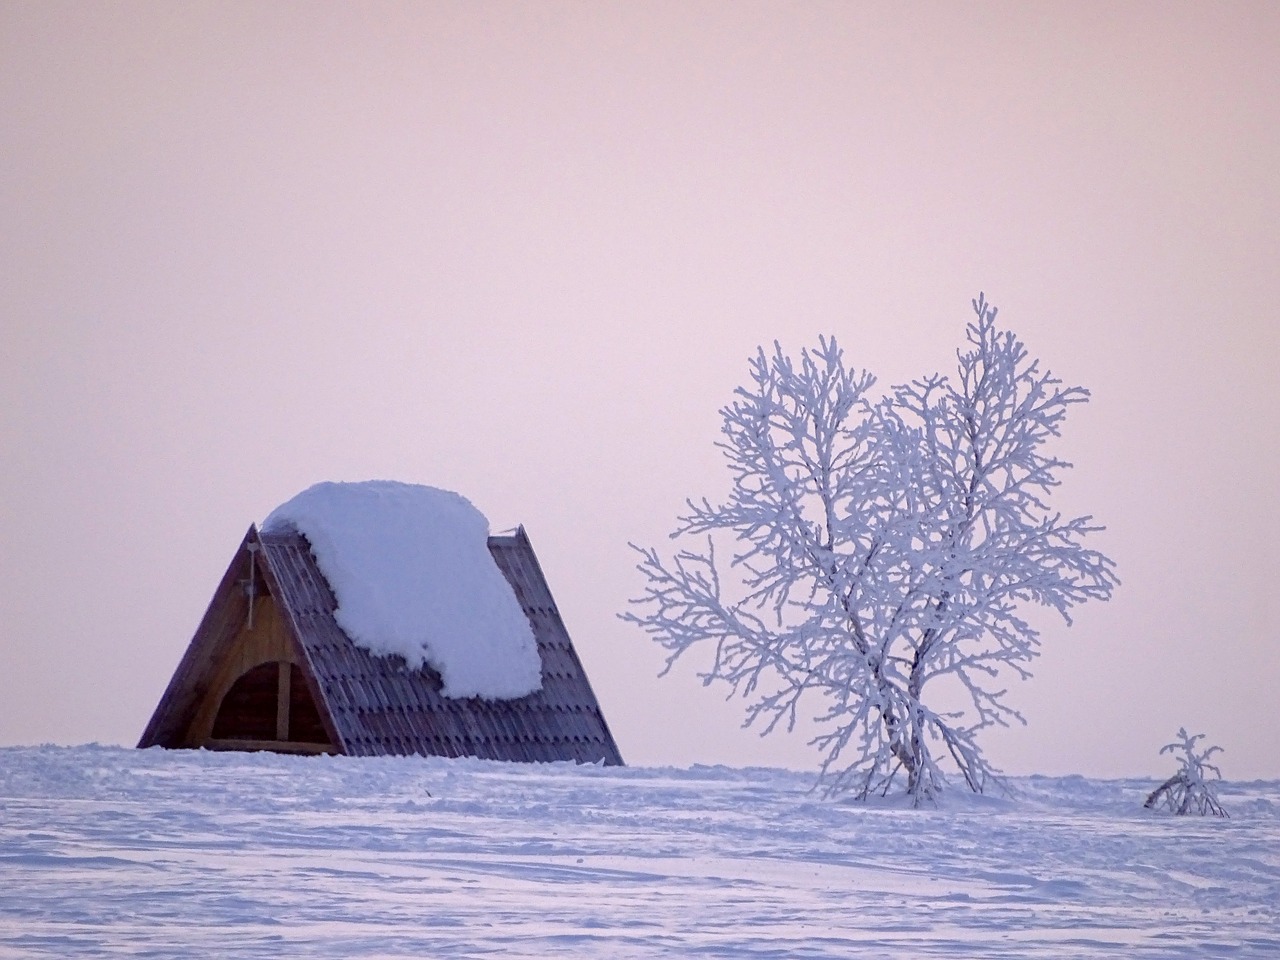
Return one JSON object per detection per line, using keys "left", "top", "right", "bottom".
{"left": 624, "top": 294, "right": 1118, "bottom": 804}
{"left": 1144, "top": 728, "right": 1228, "bottom": 817}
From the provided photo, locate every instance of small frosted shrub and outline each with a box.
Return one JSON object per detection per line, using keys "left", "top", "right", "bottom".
{"left": 1144, "top": 728, "right": 1227, "bottom": 817}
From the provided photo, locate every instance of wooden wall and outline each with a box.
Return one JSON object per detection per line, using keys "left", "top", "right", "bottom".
{"left": 183, "top": 593, "right": 335, "bottom": 755}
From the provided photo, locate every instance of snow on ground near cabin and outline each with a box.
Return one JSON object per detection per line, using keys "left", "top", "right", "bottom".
{"left": 262, "top": 481, "right": 540, "bottom": 700}
{"left": 1, "top": 746, "right": 1277, "bottom": 959}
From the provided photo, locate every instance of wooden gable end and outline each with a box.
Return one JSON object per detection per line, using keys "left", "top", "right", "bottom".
{"left": 137, "top": 528, "right": 341, "bottom": 755}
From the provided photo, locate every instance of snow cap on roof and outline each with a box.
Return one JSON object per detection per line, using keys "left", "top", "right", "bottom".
{"left": 262, "top": 481, "right": 542, "bottom": 700}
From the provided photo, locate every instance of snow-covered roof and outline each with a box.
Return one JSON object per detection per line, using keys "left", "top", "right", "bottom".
{"left": 262, "top": 481, "right": 541, "bottom": 701}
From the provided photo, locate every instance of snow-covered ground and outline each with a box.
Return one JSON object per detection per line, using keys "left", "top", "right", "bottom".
{"left": 1, "top": 746, "right": 1276, "bottom": 958}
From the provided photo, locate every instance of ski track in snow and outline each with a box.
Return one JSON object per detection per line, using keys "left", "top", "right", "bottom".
{"left": 0, "top": 746, "right": 1276, "bottom": 958}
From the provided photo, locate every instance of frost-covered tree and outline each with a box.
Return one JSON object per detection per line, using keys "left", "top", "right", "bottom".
{"left": 625, "top": 295, "right": 1118, "bottom": 804}
{"left": 1144, "top": 728, "right": 1228, "bottom": 817}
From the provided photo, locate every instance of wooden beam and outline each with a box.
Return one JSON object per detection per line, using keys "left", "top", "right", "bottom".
{"left": 275, "top": 660, "right": 290, "bottom": 741}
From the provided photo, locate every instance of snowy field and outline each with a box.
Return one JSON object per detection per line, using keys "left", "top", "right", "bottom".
{"left": 0, "top": 746, "right": 1276, "bottom": 958}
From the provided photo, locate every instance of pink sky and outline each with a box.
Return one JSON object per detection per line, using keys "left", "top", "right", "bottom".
{"left": 3, "top": 1, "right": 1277, "bottom": 778}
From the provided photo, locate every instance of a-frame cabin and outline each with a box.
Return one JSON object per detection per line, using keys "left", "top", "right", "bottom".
{"left": 138, "top": 525, "right": 623, "bottom": 765}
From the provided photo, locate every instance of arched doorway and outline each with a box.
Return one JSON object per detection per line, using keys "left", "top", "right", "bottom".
{"left": 211, "top": 660, "right": 331, "bottom": 747}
